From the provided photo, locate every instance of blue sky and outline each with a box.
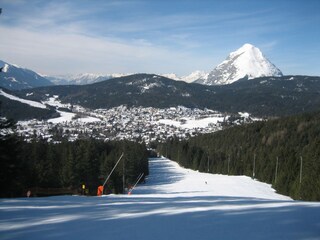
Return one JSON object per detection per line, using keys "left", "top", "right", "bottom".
{"left": 0, "top": 0, "right": 319, "bottom": 76}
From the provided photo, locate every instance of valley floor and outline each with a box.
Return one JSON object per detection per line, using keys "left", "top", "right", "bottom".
{"left": 1, "top": 158, "right": 319, "bottom": 240}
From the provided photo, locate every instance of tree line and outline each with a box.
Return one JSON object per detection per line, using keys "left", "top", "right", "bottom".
{"left": 0, "top": 128, "right": 149, "bottom": 197}
{"left": 157, "top": 111, "right": 320, "bottom": 201}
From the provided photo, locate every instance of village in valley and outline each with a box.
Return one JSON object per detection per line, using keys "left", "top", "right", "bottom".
{"left": 15, "top": 100, "right": 255, "bottom": 144}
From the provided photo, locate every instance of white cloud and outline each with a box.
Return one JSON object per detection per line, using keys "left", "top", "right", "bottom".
{"left": 0, "top": 25, "right": 210, "bottom": 75}
{"left": 1, "top": 0, "right": 319, "bottom": 76}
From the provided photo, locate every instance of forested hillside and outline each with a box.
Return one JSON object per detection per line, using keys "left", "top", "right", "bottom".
{"left": 0, "top": 95, "right": 58, "bottom": 120}
{"left": 157, "top": 111, "right": 320, "bottom": 201}
{"left": 15, "top": 74, "right": 320, "bottom": 118}
{"left": 0, "top": 135, "right": 149, "bottom": 197}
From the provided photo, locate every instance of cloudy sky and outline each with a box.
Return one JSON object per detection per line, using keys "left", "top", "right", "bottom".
{"left": 0, "top": 0, "right": 319, "bottom": 76}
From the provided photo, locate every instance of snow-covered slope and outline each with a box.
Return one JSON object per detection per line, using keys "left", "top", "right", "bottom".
{"left": 182, "top": 70, "right": 208, "bottom": 83}
{"left": 162, "top": 71, "right": 208, "bottom": 83}
{"left": 0, "top": 60, "right": 53, "bottom": 90}
{"left": 0, "top": 89, "right": 47, "bottom": 109}
{"left": 1, "top": 157, "right": 319, "bottom": 240}
{"left": 47, "top": 73, "right": 129, "bottom": 85}
{"left": 49, "top": 72, "right": 206, "bottom": 85}
{"left": 196, "top": 44, "right": 283, "bottom": 85}
{"left": 136, "top": 158, "right": 291, "bottom": 199}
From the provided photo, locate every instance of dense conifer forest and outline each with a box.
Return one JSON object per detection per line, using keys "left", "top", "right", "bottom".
{"left": 14, "top": 75, "right": 320, "bottom": 119}
{"left": 0, "top": 128, "right": 149, "bottom": 197}
{"left": 157, "top": 111, "right": 320, "bottom": 201}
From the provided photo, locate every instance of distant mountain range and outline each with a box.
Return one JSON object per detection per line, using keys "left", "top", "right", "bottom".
{"left": 47, "top": 71, "right": 207, "bottom": 86}
{"left": 0, "top": 74, "right": 316, "bottom": 121}
{"left": 0, "top": 60, "right": 53, "bottom": 90}
{"left": 46, "top": 43, "right": 282, "bottom": 86}
{"left": 1, "top": 43, "right": 319, "bottom": 121}
{"left": 46, "top": 73, "right": 129, "bottom": 85}
{"left": 0, "top": 60, "right": 206, "bottom": 88}
{"left": 0, "top": 43, "right": 284, "bottom": 89}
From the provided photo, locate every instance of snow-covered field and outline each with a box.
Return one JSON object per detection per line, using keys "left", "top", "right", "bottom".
{"left": 0, "top": 89, "right": 47, "bottom": 109}
{"left": 158, "top": 115, "right": 225, "bottom": 129}
{"left": 1, "top": 158, "right": 320, "bottom": 240}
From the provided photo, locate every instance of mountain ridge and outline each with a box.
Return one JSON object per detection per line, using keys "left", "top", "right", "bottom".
{"left": 196, "top": 43, "right": 283, "bottom": 85}
{"left": 4, "top": 73, "right": 319, "bottom": 120}
{"left": 0, "top": 60, "right": 53, "bottom": 90}
{"left": 0, "top": 44, "right": 282, "bottom": 88}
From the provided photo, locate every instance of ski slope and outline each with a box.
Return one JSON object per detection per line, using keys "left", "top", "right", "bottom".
{"left": 1, "top": 157, "right": 320, "bottom": 240}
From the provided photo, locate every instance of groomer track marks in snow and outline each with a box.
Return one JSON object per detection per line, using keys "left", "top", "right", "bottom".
{"left": 1, "top": 157, "right": 320, "bottom": 240}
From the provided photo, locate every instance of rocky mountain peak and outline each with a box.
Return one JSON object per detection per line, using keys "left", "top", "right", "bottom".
{"left": 196, "top": 44, "right": 283, "bottom": 85}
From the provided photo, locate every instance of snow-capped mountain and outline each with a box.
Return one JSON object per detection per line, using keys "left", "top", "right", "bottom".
{"left": 48, "top": 72, "right": 206, "bottom": 85}
{"left": 161, "top": 73, "right": 181, "bottom": 81}
{"left": 14, "top": 73, "right": 320, "bottom": 118}
{"left": 162, "top": 71, "right": 208, "bottom": 83}
{"left": 182, "top": 70, "right": 209, "bottom": 83}
{"left": 0, "top": 60, "right": 53, "bottom": 90}
{"left": 47, "top": 73, "right": 129, "bottom": 85}
{"left": 196, "top": 43, "right": 283, "bottom": 85}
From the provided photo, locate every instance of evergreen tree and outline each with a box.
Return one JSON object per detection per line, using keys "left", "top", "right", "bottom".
{"left": 158, "top": 111, "right": 320, "bottom": 201}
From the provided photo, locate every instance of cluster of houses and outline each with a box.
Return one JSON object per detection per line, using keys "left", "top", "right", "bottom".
{"left": 16, "top": 105, "right": 236, "bottom": 144}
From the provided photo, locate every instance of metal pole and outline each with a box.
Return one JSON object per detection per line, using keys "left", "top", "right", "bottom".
{"left": 122, "top": 155, "right": 125, "bottom": 193}
{"left": 253, "top": 153, "right": 256, "bottom": 179}
{"left": 228, "top": 154, "right": 230, "bottom": 175}
{"left": 300, "top": 156, "right": 303, "bottom": 184}
{"left": 275, "top": 156, "right": 279, "bottom": 184}
{"left": 166, "top": 145, "right": 168, "bottom": 157}
{"left": 103, "top": 153, "right": 124, "bottom": 187}
{"left": 129, "top": 173, "right": 144, "bottom": 194}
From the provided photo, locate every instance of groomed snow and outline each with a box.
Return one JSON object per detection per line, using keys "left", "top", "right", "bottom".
{"left": 47, "top": 110, "right": 76, "bottom": 123}
{"left": 47, "top": 111, "right": 101, "bottom": 124}
{"left": 0, "top": 89, "right": 47, "bottom": 109}
{"left": 42, "top": 96, "right": 71, "bottom": 109}
{"left": 1, "top": 157, "right": 319, "bottom": 240}
{"left": 158, "top": 116, "right": 224, "bottom": 129}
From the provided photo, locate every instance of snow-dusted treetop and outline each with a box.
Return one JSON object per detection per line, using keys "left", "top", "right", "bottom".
{"left": 197, "top": 43, "right": 283, "bottom": 85}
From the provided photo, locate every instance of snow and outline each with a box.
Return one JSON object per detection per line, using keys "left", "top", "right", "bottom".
{"left": 238, "top": 112, "right": 250, "bottom": 118}
{"left": 158, "top": 116, "right": 224, "bottom": 129}
{"left": 140, "top": 82, "right": 161, "bottom": 93}
{"left": 1, "top": 157, "right": 319, "bottom": 240}
{"left": 161, "top": 73, "right": 180, "bottom": 80}
{"left": 47, "top": 111, "right": 101, "bottom": 124}
{"left": 42, "top": 96, "right": 100, "bottom": 123}
{"left": 161, "top": 71, "right": 209, "bottom": 83}
{"left": 203, "top": 43, "right": 283, "bottom": 85}
{"left": 48, "top": 73, "right": 131, "bottom": 85}
{"left": 42, "top": 95, "right": 71, "bottom": 108}
{"left": 136, "top": 158, "right": 291, "bottom": 200}
{"left": 8, "top": 77, "right": 18, "bottom": 83}
{"left": 229, "top": 43, "right": 282, "bottom": 81}
{"left": 182, "top": 70, "right": 208, "bottom": 83}
{"left": 0, "top": 89, "right": 47, "bottom": 109}
{"left": 2, "top": 64, "right": 9, "bottom": 73}
{"left": 47, "top": 110, "right": 76, "bottom": 123}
